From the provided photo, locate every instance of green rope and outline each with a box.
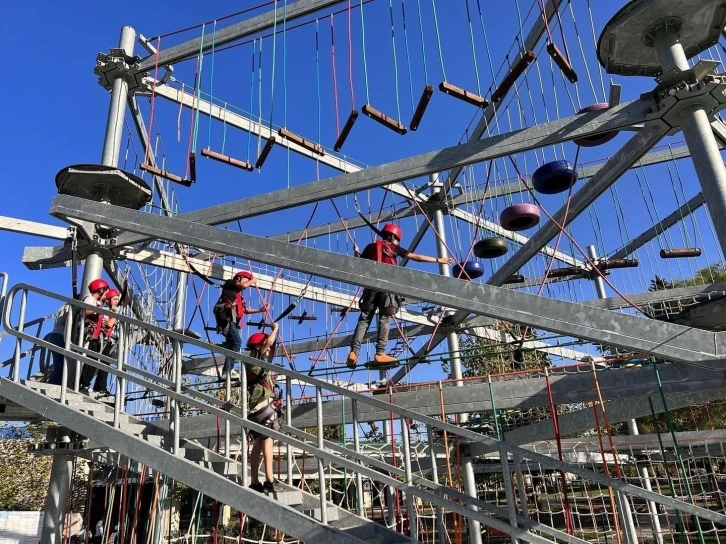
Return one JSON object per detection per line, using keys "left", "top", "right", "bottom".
{"left": 653, "top": 362, "right": 706, "bottom": 544}
{"left": 192, "top": 24, "right": 206, "bottom": 153}
{"left": 648, "top": 397, "right": 687, "bottom": 544}
{"left": 487, "top": 376, "right": 502, "bottom": 440}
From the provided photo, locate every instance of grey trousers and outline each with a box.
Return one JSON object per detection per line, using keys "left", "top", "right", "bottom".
{"left": 350, "top": 310, "right": 391, "bottom": 356}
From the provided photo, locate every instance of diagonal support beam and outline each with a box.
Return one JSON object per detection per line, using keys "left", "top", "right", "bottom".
{"left": 137, "top": 0, "right": 346, "bottom": 71}
{"left": 115, "top": 98, "right": 653, "bottom": 248}
{"left": 51, "top": 194, "right": 725, "bottom": 365}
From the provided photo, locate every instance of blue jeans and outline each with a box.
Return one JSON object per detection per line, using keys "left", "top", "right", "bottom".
{"left": 46, "top": 332, "right": 78, "bottom": 386}
{"left": 224, "top": 325, "right": 243, "bottom": 375}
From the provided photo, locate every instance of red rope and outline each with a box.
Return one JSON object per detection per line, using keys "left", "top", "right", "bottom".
{"left": 347, "top": 0, "right": 355, "bottom": 108}
{"left": 537, "top": 0, "right": 554, "bottom": 42}
{"left": 185, "top": 56, "right": 200, "bottom": 178}
{"left": 309, "top": 287, "right": 362, "bottom": 368}
{"left": 592, "top": 402, "right": 624, "bottom": 544}
{"left": 331, "top": 15, "right": 341, "bottom": 137}
{"left": 544, "top": 370, "right": 574, "bottom": 535}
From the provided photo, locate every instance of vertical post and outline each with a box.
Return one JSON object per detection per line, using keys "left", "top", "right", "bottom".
{"left": 12, "top": 290, "right": 27, "bottom": 382}
{"left": 241, "top": 360, "right": 249, "bottom": 486}
{"left": 513, "top": 454, "right": 530, "bottom": 521}
{"left": 381, "top": 370, "right": 396, "bottom": 528}
{"left": 171, "top": 338, "right": 182, "bottom": 455}
{"left": 352, "top": 399, "right": 366, "bottom": 518}
{"left": 499, "top": 447, "right": 519, "bottom": 544}
{"left": 426, "top": 424, "right": 447, "bottom": 544}
{"left": 39, "top": 429, "right": 73, "bottom": 544}
{"left": 589, "top": 245, "right": 658, "bottom": 543}
{"left": 286, "top": 376, "right": 293, "bottom": 485}
{"left": 113, "top": 323, "right": 125, "bottom": 428}
{"left": 316, "top": 387, "right": 328, "bottom": 523}
{"left": 431, "top": 175, "right": 483, "bottom": 544}
{"left": 650, "top": 29, "right": 726, "bottom": 258}
{"left": 400, "top": 418, "right": 418, "bottom": 543}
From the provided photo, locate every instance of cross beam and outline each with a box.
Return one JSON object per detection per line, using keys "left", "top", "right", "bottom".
{"left": 115, "top": 98, "right": 653, "bottom": 248}
{"left": 51, "top": 194, "right": 724, "bottom": 365}
{"left": 137, "top": 0, "right": 346, "bottom": 71}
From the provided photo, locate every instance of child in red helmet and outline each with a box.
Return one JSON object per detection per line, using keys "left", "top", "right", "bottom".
{"left": 213, "top": 270, "right": 269, "bottom": 377}
{"left": 245, "top": 322, "right": 280, "bottom": 494}
{"left": 346, "top": 223, "right": 453, "bottom": 368}
{"left": 83, "top": 288, "right": 123, "bottom": 396}
{"left": 47, "top": 278, "right": 110, "bottom": 387}
{"left": 79, "top": 280, "right": 118, "bottom": 394}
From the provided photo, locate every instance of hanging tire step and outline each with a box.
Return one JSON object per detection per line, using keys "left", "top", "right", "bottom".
{"left": 499, "top": 203, "right": 540, "bottom": 231}
{"left": 452, "top": 260, "right": 484, "bottom": 280}
{"left": 573, "top": 103, "right": 619, "bottom": 147}
{"left": 532, "top": 160, "right": 578, "bottom": 195}
{"left": 473, "top": 237, "right": 508, "bottom": 259}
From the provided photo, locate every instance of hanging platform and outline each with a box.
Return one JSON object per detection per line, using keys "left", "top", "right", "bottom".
{"left": 573, "top": 103, "right": 620, "bottom": 147}
{"left": 547, "top": 43, "right": 578, "bottom": 83}
{"left": 660, "top": 248, "right": 702, "bottom": 259}
{"left": 200, "top": 149, "right": 254, "bottom": 172}
{"left": 596, "top": 258, "right": 639, "bottom": 271}
{"left": 503, "top": 274, "right": 525, "bottom": 285}
{"left": 491, "top": 51, "right": 536, "bottom": 104}
{"left": 410, "top": 85, "right": 435, "bottom": 131}
{"left": 288, "top": 312, "right": 318, "bottom": 324}
{"left": 141, "top": 152, "right": 196, "bottom": 187}
{"left": 278, "top": 128, "right": 325, "bottom": 156}
{"left": 473, "top": 237, "right": 508, "bottom": 259}
{"left": 439, "top": 82, "right": 488, "bottom": 108}
{"left": 334, "top": 110, "right": 359, "bottom": 152}
{"left": 55, "top": 164, "right": 152, "bottom": 209}
{"left": 547, "top": 266, "right": 581, "bottom": 278}
{"left": 362, "top": 104, "right": 407, "bottom": 135}
{"left": 532, "top": 160, "right": 578, "bottom": 195}
{"left": 452, "top": 260, "right": 484, "bottom": 280}
{"left": 255, "top": 137, "right": 277, "bottom": 169}
{"left": 499, "top": 203, "right": 541, "bottom": 231}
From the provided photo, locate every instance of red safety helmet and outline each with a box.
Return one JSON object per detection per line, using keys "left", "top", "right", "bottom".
{"left": 105, "top": 288, "right": 120, "bottom": 299}
{"left": 247, "top": 332, "right": 268, "bottom": 349}
{"left": 234, "top": 270, "right": 254, "bottom": 281}
{"left": 88, "top": 279, "right": 109, "bottom": 293}
{"left": 381, "top": 223, "right": 403, "bottom": 241}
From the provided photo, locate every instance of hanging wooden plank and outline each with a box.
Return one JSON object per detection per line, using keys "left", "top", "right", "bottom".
{"left": 201, "top": 149, "right": 255, "bottom": 172}
{"left": 597, "top": 258, "right": 639, "bottom": 270}
{"left": 362, "top": 104, "right": 407, "bottom": 135}
{"left": 140, "top": 163, "right": 192, "bottom": 187}
{"left": 439, "top": 81, "right": 488, "bottom": 108}
{"left": 410, "top": 85, "right": 434, "bottom": 131}
{"left": 255, "top": 137, "right": 277, "bottom": 169}
{"left": 334, "top": 110, "right": 359, "bottom": 152}
{"left": 660, "top": 248, "right": 702, "bottom": 259}
{"left": 547, "top": 43, "right": 578, "bottom": 83}
{"left": 188, "top": 152, "right": 197, "bottom": 182}
{"left": 503, "top": 274, "right": 525, "bottom": 284}
{"left": 278, "top": 128, "right": 325, "bottom": 156}
{"left": 491, "top": 50, "right": 536, "bottom": 104}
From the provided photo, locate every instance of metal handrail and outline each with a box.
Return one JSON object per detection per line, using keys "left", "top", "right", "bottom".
{"left": 3, "top": 282, "right": 726, "bottom": 536}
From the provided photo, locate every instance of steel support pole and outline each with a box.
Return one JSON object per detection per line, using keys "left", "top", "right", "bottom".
{"left": 653, "top": 30, "right": 726, "bottom": 258}
{"left": 431, "top": 177, "right": 482, "bottom": 544}
{"left": 39, "top": 429, "right": 74, "bottom": 544}
{"left": 587, "top": 245, "right": 646, "bottom": 544}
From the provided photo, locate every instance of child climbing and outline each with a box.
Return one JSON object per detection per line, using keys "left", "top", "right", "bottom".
{"left": 346, "top": 223, "right": 454, "bottom": 368}
{"left": 246, "top": 322, "right": 281, "bottom": 493}
{"left": 214, "top": 270, "right": 269, "bottom": 375}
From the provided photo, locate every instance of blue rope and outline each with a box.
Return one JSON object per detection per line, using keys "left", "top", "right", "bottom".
{"left": 476, "top": 0, "right": 497, "bottom": 93}
{"left": 206, "top": 20, "right": 217, "bottom": 149}
{"left": 283, "top": 0, "right": 288, "bottom": 128}
{"left": 400, "top": 0, "right": 415, "bottom": 112}
{"left": 430, "top": 0, "right": 446, "bottom": 81}
{"left": 415, "top": 0, "right": 429, "bottom": 82}
{"left": 192, "top": 24, "right": 206, "bottom": 153}
{"left": 464, "top": 1, "right": 481, "bottom": 95}
{"left": 248, "top": 39, "right": 257, "bottom": 162}
{"left": 270, "top": 0, "right": 279, "bottom": 127}
{"left": 389, "top": 0, "right": 402, "bottom": 120}
{"left": 221, "top": 102, "right": 228, "bottom": 153}
{"left": 360, "top": 0, "right": 371, "bottom": 103}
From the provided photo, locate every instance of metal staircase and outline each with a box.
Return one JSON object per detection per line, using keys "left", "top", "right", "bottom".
{"left": 2, "top": 281, "right": 726, "bottom": 544}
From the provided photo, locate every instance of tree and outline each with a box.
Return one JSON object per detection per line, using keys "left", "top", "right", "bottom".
{"left": 0, "top": 424, "right": 54, "bottom": 510}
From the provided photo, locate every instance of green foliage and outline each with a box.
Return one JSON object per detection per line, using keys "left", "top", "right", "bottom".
{"left": 0, "top": 423, "right": 54, "bottom": 510}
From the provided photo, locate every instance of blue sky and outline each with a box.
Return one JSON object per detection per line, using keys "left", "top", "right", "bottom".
{"left": 2, "top": 1, "right": 725, "bottom": 386}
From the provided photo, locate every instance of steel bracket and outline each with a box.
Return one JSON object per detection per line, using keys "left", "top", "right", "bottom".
{"left": 94, "top": 48, "right": 146, "bottom": 92}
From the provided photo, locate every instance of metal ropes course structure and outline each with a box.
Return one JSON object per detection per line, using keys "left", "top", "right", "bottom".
{"left": 3, "top": 0, "right": 726, "bottom": 543}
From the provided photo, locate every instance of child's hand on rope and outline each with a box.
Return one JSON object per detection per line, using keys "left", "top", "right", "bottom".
{"left": 439, "top": 257, "right": 455, "bottom": 265}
